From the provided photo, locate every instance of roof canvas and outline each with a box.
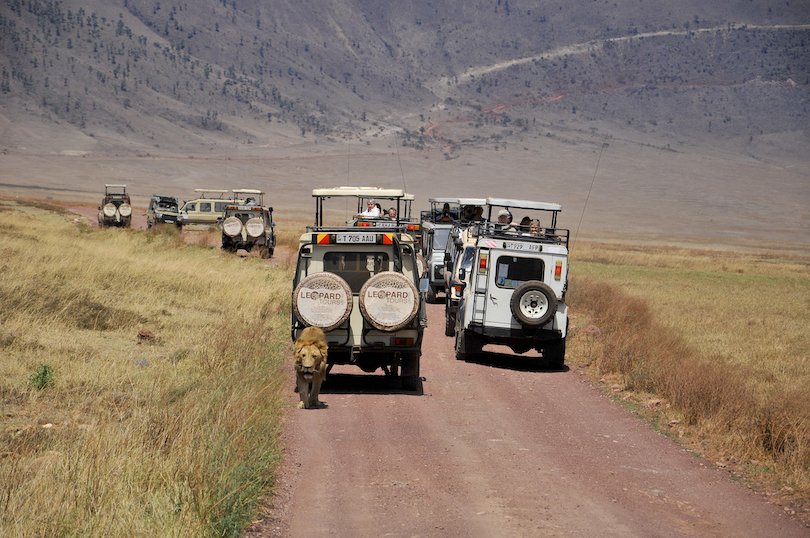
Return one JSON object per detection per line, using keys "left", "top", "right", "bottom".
{"left": 232, "top": 189, "right": 264, "bottom": 195}
{"left": 458, "top": 198, "right": 487, "bottom": 206}
{"left": 486, "top": 197, "right": 562, "bottom": 211}
{"left": 312, "top": 186, "right": 405, "bottom": 198}
{"left": 105, "top": 184, "right": 127, "bottom": 188}
{"left": 194, "top": 188, "right": 229, "bottom": 193}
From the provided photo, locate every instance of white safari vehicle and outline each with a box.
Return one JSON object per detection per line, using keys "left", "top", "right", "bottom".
{"left": 450, "top": 197, "right": 569, "bottom": 369}
{"left": 291, "top": 187, "right": 428, "bottom": 390}
{"left": 420, "top": 197, "right": 464, "bottom": 303}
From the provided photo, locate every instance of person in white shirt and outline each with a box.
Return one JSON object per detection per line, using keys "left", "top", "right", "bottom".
{"left": 358, "top": 199, "right": 381, "bottom": 218}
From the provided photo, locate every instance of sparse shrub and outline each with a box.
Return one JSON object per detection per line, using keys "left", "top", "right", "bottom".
{"left": 29, "top": 363, "right": 54, "bottom": 390}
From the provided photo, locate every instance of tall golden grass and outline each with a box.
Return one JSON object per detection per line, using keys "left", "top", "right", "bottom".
{"left": 0, "top": 200, "right": 292, "bottom": 536}
{"left": 569, "top": 241, "right": 810, "bottom": 505}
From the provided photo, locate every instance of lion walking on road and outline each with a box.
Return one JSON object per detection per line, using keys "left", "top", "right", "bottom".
{"left": 294, "top": 326, "right": 328, "bottom": 409}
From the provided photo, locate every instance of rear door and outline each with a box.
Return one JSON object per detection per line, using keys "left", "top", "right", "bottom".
{"left": 480, "top": 246, "right": 546, "bottom": 329}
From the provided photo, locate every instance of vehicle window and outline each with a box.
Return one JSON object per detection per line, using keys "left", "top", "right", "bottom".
{"left": 215, "top": 202, "right": 228, "bottom": 212}
{"left": 186, "top": 203, "right": 196, "bottom": 212}
{"left": 458, "top": 247, "right": 475, "bottom": 275}
{"left": 323, "top": 252, "right": 390, "bottom": 293}
{"left": 432, "top": 228, "right": 451, "bottom": 250}
{"left": 200, "top": 202, "right": 212, "bottom": 212}
{"left": 494, "top": 256, "right": 544, "bottom": 289}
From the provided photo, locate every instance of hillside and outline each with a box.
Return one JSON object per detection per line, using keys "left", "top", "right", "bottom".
{"left": 1, "top": 0, "right": 808, "bottom": 154}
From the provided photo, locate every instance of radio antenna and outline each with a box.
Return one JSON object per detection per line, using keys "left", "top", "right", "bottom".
{"left": 571, "top": 141, "right": 608, "bottom": 252}
{"left": 346, "top": 138, "right": 351, "bottom": 182}
{"left": 395, "top": 131, "right": 407, "bottom": 191}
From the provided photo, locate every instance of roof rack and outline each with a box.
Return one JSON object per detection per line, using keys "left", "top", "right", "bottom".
{"left": 486, "top": 197, "right": 561, "bottom": 212}
{"left": 232, "top": 188, "right": 264, "bottom": 195}
{"left": 312, "top": 186, "right": 406, "bottom": 198}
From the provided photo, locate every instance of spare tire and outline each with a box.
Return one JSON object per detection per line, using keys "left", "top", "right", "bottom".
{"left": 359, "top": 271, "right": 420, "bottom": 331}
{"left": 292, "top": 273, "right": 353, "bottom": 331}
{"left": 510, "top": 280, "right": 557, "bottom": 327}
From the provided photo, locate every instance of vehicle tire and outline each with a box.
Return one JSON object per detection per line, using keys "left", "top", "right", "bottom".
{"left": 358, "top": 271, "right": 420, "bottom": 332}
{"left": 292, "top": 273, "right": 353, "bottom": 331}
{"left": 510, "top": 281, "right": 557, "bottom": 327}
{"left": 544, "top": 338, "right": 566, "bottom": 370}
{"left": 455, "top": 329, "right": 481, "bottom": 360}
{"left": 267, "top": 247, "right": 274, "bottom": 258}
{"left": 400, "top": 352, "right": 420, "bottom": 391}
{"left": 444, "top": 312, "right": 456, "bottom": 337}
{"left": 426, "top": 285, "right": 437, "bottom": 304}
{"left": 259, "top": 245, "right": 271, "bottom": 259}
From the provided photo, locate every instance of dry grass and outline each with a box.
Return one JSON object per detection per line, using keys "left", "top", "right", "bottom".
{"left": 0, "top": 200, "right": 293, "bottom": 536}
{"left": 568, "top": 241, "right": 810, "bottom": 508}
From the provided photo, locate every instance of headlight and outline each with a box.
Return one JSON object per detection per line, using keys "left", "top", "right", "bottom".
{"left": 154, "top": 212, "right": 163, "bottom": 218}
{"left": 118, "top": 204, "right": 132, "bottom": 217}
{"left": 102, "top": 203, "right": 116, "bottom": 217}
{"left": 222, "top": 216, "right": 243, "bottom": 237}
{"left": 245, "top": 217, "right": 264, "bottom": 238}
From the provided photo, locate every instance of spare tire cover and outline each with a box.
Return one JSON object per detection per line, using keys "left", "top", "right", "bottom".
{"left": 359, "top": 271, "right": 420, "bottom": 331}
{"left": 292, "top": 273, "right": 353, "bottom": 331}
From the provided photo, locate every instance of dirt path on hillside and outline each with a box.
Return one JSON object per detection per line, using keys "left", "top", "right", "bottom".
{"left": 251, "top": 303, "right": 806, "bottom": 537}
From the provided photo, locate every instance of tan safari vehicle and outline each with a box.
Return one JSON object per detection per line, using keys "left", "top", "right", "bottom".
{"left": 291, "top": 187, "right": 428, "bottom": 390}
{"left": 97, "top": 184, "right": 132, "bottom": 228}
{"left": 221, "top": 189, "right": 276, "bottom": 258}
{"left": 178, "top": 189, "right": 235, "bottom": 226}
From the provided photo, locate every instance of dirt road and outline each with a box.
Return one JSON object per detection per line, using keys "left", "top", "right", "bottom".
{"left": 254, "top": 303, "right": 806, "bottom": 537}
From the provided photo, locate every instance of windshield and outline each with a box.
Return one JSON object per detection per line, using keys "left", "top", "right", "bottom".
{"left": 432, "top": 228, "right": 451, "bottom": 250}
{"left": 323, "top": 251, "right": 390, "bottom": 293}
{"left": 459, "top": 247, "right": 475, "bottom": 274}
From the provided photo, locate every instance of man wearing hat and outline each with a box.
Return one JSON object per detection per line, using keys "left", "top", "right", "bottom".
{"left": 496, "top": 208, "right": 517, "bottom": 232}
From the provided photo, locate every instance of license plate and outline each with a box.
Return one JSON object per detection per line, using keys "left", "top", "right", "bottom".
{"left": 373, "top": 221, "right": 397, "bottom": 228}
{"left": 163, "top": 219, "right": 175, "bottom": 223}
{"left": 336, "top": 233, "right": 376, "bottom": 243}
{"left": 503, "top": 241, "right": 541, "bottom": 252}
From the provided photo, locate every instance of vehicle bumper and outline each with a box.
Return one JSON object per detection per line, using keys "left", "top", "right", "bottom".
{"left": 466, "top": 322, "right": 562, "bottom": 344}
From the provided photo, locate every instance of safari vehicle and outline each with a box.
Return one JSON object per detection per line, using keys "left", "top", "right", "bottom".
{"left": 97, "top": 184, "right": 132, "bottom": 228}
{"left": 146, "top": 194, "right": 181, "bottom": 228}
{"left": 178, "top": 189, "right": 234, "bottom": 226}
{"left": 440, "top": 198, "right": 487, "bottom": 335}
{"left": 291, "top": 187, "right": 427, "bottom": 390}
{"left": 220, "top": 189, "right": 276, "bottom": 258}
{"left": 352, "top": 188, "right": 422, "bottom": 242}
{"left": 450, "top": 198, "right": 569, "bottom": 369}
{"left": 421, "top": 197, "right": 463, "bottom": 303}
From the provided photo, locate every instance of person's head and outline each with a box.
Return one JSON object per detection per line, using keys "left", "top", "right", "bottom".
{"left": 366, "top": 200, "right": 376, "bottom": 211}
{"left": 388, "top": 207, "right": 397, "bottom": 218}
{"left": 442, "top": 202, "right": 450, "bottom": 213}
{"left": 529, "top": 219, "right": 542, "bottom": 235}
{"left": 497, "top": 209, "right": 512, "bottom": 224}
{"left": 474, "top": 206, "right": 484, "bottom": 219}
{"left": 519, "top": 216, "right": 531, "bottom": 228}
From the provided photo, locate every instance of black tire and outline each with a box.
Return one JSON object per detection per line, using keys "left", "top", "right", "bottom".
{"left": 444, "top": 312, "right": 456, "bottom": 337}
{"left": 510, "top": 281, "right": 558, "bottom": 327}
{"left": 544, "top": 338, "right": 566, "bottom": 370}
{"left": 426, "top": 285, "right": 437, "bottom": 304}
{"left": 400, "top": 352, "right": 420, "bottom": 391}
{"left": 455, "top": 329, "right": 481, "bottom": 360}
{"left": 267, "top": 247, "right": 274, "bottom": 258}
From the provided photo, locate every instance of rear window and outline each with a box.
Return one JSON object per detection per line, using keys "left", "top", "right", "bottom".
{"left": 432, "top": 228, "right": 451, "bottom": 249}
{"left": 200, "top": 202, "right": 212, "bottom": 212}
{"left": 494, "top": 256, "right": 544, "bottom": 289}
{"left": 323, "top": 252, "right": 390, "bottom": 293}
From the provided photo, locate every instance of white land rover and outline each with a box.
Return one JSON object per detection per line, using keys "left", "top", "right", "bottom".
{"left": 290, "top": 187, "right": 427, "bottom": 390}
{"left": 451, "top": 198, "right": 569, "bottom": 369}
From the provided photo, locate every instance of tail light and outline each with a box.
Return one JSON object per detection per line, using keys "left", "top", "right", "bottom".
{"left": 357, "top": 221, "right": 371, "bottom": 227}
{"left": 554, "top": 260, "right": 563, "bottom": 281}
{"left": 392, "top": 337, "right": 415, "bottom": 346}
{"left": 407, "top": 224, "right": 420, "bottom": 231}
{"left": 478, "top": 253, "right": 488, "bottom": 273}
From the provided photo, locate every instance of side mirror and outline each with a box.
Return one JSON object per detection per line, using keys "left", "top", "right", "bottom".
{"left": 419, "top": 278, "right": 429, "bottom": 293}
{"left": 458, "top": 268, "right": 466, "bottom": 281}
